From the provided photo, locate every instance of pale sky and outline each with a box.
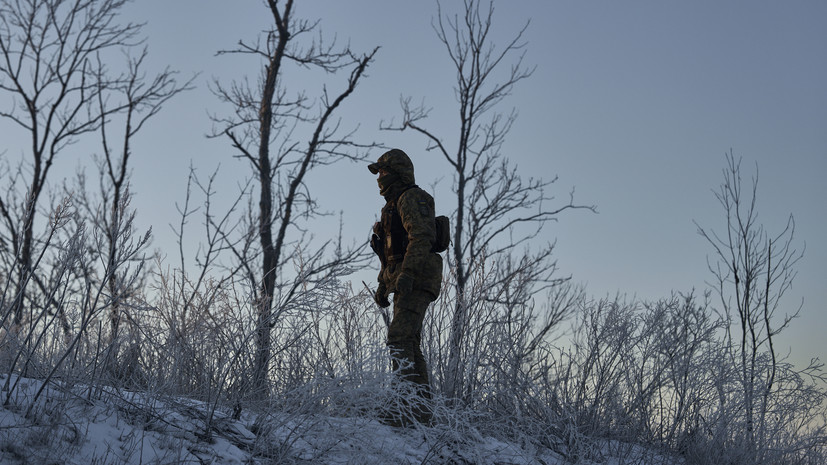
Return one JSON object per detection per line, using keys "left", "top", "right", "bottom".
{"left": 3, "top": 1, "right": 825, "bottom": 366}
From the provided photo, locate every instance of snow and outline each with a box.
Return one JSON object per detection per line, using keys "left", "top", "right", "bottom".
{"left": 0, "top": 374, "right": 680, "bottom": 464}
{"left": 0, "top": 376, "right": 692, "bottom": 465}
{"left": 0, "top": 374, "right": 541, "bottom": 464}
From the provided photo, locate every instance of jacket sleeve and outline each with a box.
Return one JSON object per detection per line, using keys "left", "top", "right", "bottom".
{"left": 396, "top": 188, "right": 436, "bottom": 281}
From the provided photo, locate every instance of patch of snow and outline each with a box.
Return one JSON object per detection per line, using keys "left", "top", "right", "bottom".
{"left": 0, "top": 374, "right": 680, "bottom": 464}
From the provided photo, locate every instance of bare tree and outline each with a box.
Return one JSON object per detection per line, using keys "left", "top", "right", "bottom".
{"left": 88, "top": 49, "right": 191, "bottom": 338}
{"left": 210, "top": 0, "right": 379, "bottom": 396}
{"left": 54, "top": 48, "right": 192, "bottom": 385}
{"left": 0, "top": 0, "right": 141, "bottom": 326}
{"left": 382, "top": 0, "right": 594, "bottom": 399}
{"left": 696, "top": 151, "right": 805, "bottom": 458}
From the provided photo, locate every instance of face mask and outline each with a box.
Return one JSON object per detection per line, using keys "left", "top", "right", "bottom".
{"left": 377, "top": 171, "right": 400, "bottom": 197}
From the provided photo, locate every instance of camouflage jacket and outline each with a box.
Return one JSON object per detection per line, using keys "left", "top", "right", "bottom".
{"left": 376, "top": 185, "right": 443, "bottom": 298}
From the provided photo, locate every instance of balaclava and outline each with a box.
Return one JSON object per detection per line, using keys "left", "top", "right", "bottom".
{"left": 368, "top": 149, "right": 416, "bottom": 200}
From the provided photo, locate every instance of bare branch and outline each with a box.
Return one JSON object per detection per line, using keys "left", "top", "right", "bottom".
{"left": 209, "top": 1, "right": 379, "bottom": 396}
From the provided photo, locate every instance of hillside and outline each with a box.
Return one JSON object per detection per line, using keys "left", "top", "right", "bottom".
{"left": 1, "top": 374, "right": 678, "bottom": 465}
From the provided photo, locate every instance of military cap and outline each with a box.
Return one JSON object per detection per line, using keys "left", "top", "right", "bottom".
{"left": 368, "top": 149, "right": 414, "bottom": 175}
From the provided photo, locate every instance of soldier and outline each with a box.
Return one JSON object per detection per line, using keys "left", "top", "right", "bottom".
{"left": 368, "top": 148, "right": 443, "bottom": 425}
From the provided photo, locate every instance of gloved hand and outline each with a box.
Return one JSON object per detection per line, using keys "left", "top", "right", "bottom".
{"left": 395, "top": 273, "right": 414, "bottom": 296}
{"left": 374, "top": 282, "right": 390, "bottom": 308}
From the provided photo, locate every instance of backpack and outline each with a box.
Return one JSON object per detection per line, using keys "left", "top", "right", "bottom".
{"left": 432, "top": 215, "right": 450, "bottom": 253}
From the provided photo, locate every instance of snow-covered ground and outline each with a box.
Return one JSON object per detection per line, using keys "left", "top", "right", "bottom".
{"left": 0, "top": 374, "right": 678, "bottom": 464}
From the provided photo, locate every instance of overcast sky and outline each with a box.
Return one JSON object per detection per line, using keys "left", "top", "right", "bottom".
{"left": 4, "top": 1, "right": 825, "bottom": 366}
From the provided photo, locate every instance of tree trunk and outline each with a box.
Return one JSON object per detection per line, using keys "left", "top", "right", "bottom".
{"left": 251, "top": 26, "right": 287, "bottom": 395}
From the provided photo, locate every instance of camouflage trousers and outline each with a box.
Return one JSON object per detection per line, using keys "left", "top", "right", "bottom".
{"left": 387, "top": 288, "right": 435, "bottom": 423}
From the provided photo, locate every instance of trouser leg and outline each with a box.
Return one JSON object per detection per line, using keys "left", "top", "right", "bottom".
{"left": 388, "top": 289, "right": 431, "bottom": 384}
{"left": 387, "top": 289, "right": 434, "bottom": 423}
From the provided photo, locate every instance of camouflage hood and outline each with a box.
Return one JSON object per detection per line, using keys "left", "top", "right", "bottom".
{"left": 368, "top": 149, "right": 416, "bottom": 198}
